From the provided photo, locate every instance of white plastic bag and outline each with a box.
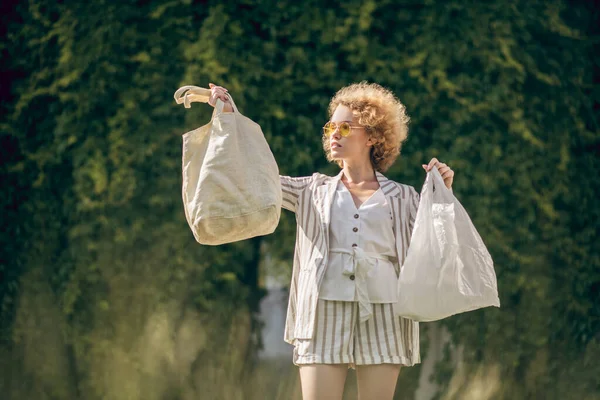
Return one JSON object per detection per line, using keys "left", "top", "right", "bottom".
{"left": 175, "top": 85, "right": 282, "bottom": 245}
{"left": 395, "top": 167, "right": 500, "bottom": 321}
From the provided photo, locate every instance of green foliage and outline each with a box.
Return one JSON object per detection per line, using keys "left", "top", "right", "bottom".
{"left": 1, "top": 0, "right": 598, "bottom": 399}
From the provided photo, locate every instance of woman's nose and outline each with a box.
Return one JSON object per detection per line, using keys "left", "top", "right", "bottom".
{"left": 331, "top": 126, "right": 342, "bottom": 139}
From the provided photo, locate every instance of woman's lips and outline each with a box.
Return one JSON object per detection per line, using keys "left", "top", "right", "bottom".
{"left": 331, "top": 143, "right": 342, "bottom": 148}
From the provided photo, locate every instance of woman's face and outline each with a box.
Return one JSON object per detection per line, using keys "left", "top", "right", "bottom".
{"left": 328, "top": 104, "right": 372, "bottom": 164}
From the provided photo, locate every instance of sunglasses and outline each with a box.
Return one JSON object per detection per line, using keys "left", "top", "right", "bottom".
{"left": 322, "top": 121, "right": 364, "bottom": 138}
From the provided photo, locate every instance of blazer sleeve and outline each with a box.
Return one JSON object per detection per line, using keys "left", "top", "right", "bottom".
{"left": 280, "top": 175, "right": 313, "bottom": 213}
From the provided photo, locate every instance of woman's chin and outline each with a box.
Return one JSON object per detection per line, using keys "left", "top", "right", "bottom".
{"left": 330, "top": 148, "right": 343, "bottom": 157}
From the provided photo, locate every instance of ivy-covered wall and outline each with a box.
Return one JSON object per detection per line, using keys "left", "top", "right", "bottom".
{"left": 1, "top": 1, "right": 598, "bottom": 399}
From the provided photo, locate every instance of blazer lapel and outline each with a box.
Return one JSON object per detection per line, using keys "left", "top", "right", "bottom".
{"left": 376, "top": 171, "right": 403, "bottom": 268}
{"left": 314, "top": 170, "right": 343, "bottom": 225}
{"left": 376, "top": 171, "right": 401, "bottom": 197}
{"left": 313, "top": 171, "right": 344, "bottom": 264}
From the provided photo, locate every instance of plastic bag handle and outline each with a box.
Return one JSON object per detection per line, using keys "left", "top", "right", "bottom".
{"left": 426, "top": 167, "right": 452, "bottom": 194}
{"left": 173, "top": 85, "right": 239, "bottom": 113}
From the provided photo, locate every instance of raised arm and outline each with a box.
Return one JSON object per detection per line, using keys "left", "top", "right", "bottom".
{"left": 280, "top": 175, "right": 312, "bottom": 213}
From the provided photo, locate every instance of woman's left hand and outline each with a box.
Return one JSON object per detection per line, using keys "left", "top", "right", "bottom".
{"left": 422, "top": 158, "right": 454, "bottom": 190}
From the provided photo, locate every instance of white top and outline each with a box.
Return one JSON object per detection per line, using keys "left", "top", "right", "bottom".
{"left": 319, "top": 181, "right": 398, "bottom": 305}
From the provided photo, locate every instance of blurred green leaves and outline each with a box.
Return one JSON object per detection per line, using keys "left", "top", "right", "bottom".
{"left": 0, "top": 0, "right": 598, "bottom": 399}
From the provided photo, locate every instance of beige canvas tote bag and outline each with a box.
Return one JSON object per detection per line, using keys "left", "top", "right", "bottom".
{"left": 174, "top": 85, "right": 282, "bottom": 245}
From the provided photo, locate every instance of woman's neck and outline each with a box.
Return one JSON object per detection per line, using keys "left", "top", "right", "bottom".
{"left": 341, "top": 161, "right": 377, "bottom": 184}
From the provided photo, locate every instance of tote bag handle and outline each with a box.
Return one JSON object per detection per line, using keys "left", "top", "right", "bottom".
{"left": 174, "top": 85, "right": 239, "bottom": 114}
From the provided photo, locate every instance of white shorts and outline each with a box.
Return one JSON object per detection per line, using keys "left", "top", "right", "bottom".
{"left": 293, "top": 299, "right": 419, "bottom": 369}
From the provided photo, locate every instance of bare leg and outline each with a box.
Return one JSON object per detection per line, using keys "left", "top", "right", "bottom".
{"left": 298, "top": 364, "right": 349, "bottom": 400}
{"left": 356, "top": 364, "right": 401, "bottom": 400}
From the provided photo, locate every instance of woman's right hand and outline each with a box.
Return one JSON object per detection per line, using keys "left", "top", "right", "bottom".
{"left": 208, "top": 83, "right": 233, "bottom": 113}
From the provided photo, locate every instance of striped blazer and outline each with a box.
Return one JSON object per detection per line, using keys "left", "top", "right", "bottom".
{"left": 280, "top": 170, "right": 421, "bottom": 365}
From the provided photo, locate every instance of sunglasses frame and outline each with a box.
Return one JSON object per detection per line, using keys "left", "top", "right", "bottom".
{"left": 322, "top": 121, "right": 364, "bottom": 138}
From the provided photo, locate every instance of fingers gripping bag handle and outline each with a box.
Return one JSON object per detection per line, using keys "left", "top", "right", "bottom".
{"left": 395, "top": 167, "right": 500, "bottom": 321}
{"left": 174, "top": 85, "right": 240, "bottom": 114}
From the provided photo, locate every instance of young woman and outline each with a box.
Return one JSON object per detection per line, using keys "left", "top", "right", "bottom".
{"left": 207, "top": 82, "right": 454, "bottom": 400}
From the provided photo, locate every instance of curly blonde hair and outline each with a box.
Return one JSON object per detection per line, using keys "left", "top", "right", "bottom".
{"left": 322, "top": 81, "right": 410, "bottom": 173}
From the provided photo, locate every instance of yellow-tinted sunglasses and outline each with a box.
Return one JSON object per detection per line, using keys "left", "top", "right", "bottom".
{"left": 322, "top": 121, "right": 364, "bottom": 138}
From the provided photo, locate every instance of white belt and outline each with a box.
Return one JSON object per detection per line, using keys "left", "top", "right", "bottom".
{"left": 329, "top": 247, "right": 391, "bottom": 323}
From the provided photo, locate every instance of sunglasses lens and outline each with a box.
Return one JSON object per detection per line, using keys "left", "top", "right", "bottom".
{"left": 339, "top": 122, "right": 351, "bottom": 137}
{"left": 323, "top": 122, "right": 334, "bottom": 137}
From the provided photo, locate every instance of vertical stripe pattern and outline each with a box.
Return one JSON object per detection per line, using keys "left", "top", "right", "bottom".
{"left": 293, "top": 300, "right": 418, "bottom": 367}
{"left": 281, "top": 172, "right": 421, "bottom": 367}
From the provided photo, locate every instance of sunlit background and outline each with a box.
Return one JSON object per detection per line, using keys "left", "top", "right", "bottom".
{"left": 1, "top": 1, "right": 598, "bottom": 399}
